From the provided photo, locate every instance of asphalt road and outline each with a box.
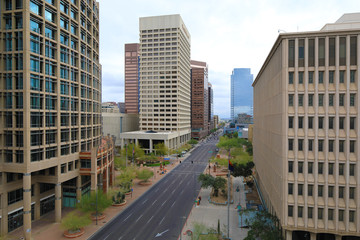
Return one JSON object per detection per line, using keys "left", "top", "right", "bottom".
{"left": 89, "top": 137, "right": 219, "bottom": 240}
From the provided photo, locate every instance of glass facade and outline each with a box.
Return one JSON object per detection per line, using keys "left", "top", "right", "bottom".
{"left": 230, "top": 68, "right": 253, "bottom": 119}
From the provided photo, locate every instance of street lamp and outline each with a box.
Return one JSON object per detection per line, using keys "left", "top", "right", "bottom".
{"left": 95, "top": 173, "right": 103, "bottom": 225}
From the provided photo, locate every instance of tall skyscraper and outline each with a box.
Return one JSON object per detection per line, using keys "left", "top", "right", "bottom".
{"left": 230, "top": 68, "right": 253, "bottom": 119}
{"left": 191, "top": 60, "right": 209, "bottom": 139}
{"left": 120, "top": 14, "right": 191, "bottom": 152}
{"left": 124, "top": 43, "right": 140, "bottom": 114}
{"left": 253, "top": 13, "right": 360, "bottom": 239}
{"left": 0, "top": 1, "right": 110, "bottom": 238}
{"left": 208, "top": 82, "right": 214, "bottom": 130}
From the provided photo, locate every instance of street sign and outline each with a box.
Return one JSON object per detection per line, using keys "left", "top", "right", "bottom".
{"left": 208, "top": 151, "right": 213, "bottom": 153}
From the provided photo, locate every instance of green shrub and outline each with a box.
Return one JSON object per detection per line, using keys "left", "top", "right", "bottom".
{"left": 136, "top": 168, "right": 154, "bottom": 182}
{"left": 77, "top": 191, "right": 112, "bottom": 214}
{"left": 61, "top": 211, "right": 91, "bottom": 232}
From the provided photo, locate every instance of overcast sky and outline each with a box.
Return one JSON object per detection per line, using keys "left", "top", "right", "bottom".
{"left": 99, "top": 0, "right": 359, "bottom": 119}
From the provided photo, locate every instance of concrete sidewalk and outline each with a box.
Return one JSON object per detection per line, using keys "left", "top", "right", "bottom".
{"left": 181, "top": 176, "right": 249, "bottom": 240}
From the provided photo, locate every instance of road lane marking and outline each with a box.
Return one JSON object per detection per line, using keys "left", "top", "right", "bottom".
{"left": 152, "top": 199, "right": 157, "bottom": 205}
{"left": 161, "top": 200, "right": 168, "bottom": 206}
{"left": 147, "top": 216, "right": 154, "bottom": 224}
{"left": 142, "top": 199, "right": 148, "bottom": 204}
{"left": 123, "top": 212, "right": 133, "bottom": 222}
{"left": 155, "top": 188, "right": 159, "bottom": 192}
{"left": 135, "top": 214, "right": 143, "bottom": 222}
{"left": 171, "top": 201, "right": 176, "bottom": 207}
{"left": 180, "top": 189, "right": 184, "bottom": 195}
{"left": 159, "top": 216, "right": 165, "bottom": 225}
{"left": 104, "top": 234, "right": 111, "bottom": 240}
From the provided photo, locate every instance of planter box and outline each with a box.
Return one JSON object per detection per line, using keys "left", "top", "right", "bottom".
{"left": 90, "top": 213, "right": 106, "bottom": 221}
{"left": 64, "top": 228, "right": 85, "bottom": 238}
{"left": 112, "top": 200, "right": 127, "bottom": 207}
{"left": 139, "top": 181, "right": 152, "bottom": 186}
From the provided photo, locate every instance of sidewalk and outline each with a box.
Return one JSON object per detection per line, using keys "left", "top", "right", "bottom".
{"left": 7, "top": 158, "right": 183, "bottom": 240}
{"left": 181, "top": 176, "right": 249, "bottom": 240}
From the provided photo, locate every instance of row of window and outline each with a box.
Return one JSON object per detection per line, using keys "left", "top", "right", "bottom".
{"left": 288, "top": 161, "right": 356, "bottom": 176}
{"left": 288, "top": 36, "right": 357, "bottom": 67}
{"left": 289, "top": 70, "right": 356, "bottom": 85}
{"left": 289, "top": 138, "right": 357, "bottom": 153}
{"left": 289, "top": 93, "right": 356, "bottom": 107}
{"left": 289, "top": 116, "right": 356, "bottom": 130}
{"left": 288, "top": 205, "right": 356, "bottom": 222}
{"left": 289, "top": 183, "right": 356, "bottom": 200}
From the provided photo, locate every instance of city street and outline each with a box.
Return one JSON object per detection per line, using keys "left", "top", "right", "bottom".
{"left": 89, "top": 137, "right": 218, "bottom": 240}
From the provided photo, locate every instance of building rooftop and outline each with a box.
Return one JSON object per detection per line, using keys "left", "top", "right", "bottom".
{"left": 321, "top": 12, "right": 360, "bottom": 31}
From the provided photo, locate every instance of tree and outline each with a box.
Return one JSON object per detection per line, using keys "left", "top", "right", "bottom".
{"left": 232, "top": 161, "right": 254, "bottom": 178}
{"left": 188, "top": 138, "right": 198, "bottom": 145}
{"left": 198, "top": 174, "right": 226, "bottom": 197}
{"left": 77, "top": 191, "right": 112, "bottom": 215}
{"left": 122, "top": 143, "right": 145, "bottom": 160}
{"left": 154, "top": 143, "right": 169, "bottom": 156}
{"left": 233, "top": 131, "right": 238, "bottom": 138}
{"left": 136, "top": 168, "right": 154, "bottom": 182}
{"left": 116, "top": 167, "right": 137, "bottom": 192}
{"left": 61, "top": 211, "right": 91, "bottom": 233}
{"left": 242, "top": 210, "right": 282, "bottom": 240}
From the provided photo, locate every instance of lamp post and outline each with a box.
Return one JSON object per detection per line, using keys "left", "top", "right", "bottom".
{"left": 227, "top": 148, "right": 230, "bottom": 238}
{"left": 95, "top": 173, "right": 103, "bottom": 225}
{"left": 125, "top": 144, "right": 127, "bottom": 168}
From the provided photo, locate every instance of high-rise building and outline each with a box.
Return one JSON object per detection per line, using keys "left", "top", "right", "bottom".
{"left": 208, "top": 82, "right": 214, "bottom": 131}
{"left": 191, "top": 60, "right": 209, "bottom": 139}
{"left": 120, "top": 14, "right": 191, "bottom": 152}
{"left": 230, "top": 68, "right": 253, "bottom": 119}
{"left": 0, "top": 1, "right": 113, "bottom": 238}
{"left": 253, "top": 13, "right": 360, "bottom": 239}
{"left": 124, "top": 43, "right": 140, "bottom": 114}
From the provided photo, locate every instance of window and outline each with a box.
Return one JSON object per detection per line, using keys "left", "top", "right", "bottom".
{"left": 318, "top": 117, "right": 324, "bottom": 129}
{"left": 329, "top": 140, "right": 334, "bottom": 152}
{"left": 308, "top": 207, "right": 313, "bottom": 219}
{"left": 339, "top": 140, "right": 345, "bottom": 152}
{"left": 328, "top": 186, "right": 334, "bottom": 198}
{"left": 45, "top": 9, "right": 54, "bottom": 22}
{"left": 318, "top": 162, "right": 324, "bottom": 174}
{"left": 339, "top": 210, "right": 344, "bottom": 222}
{"left": 298, "top": 72, "right": 303, "bottom": 84}
{"left": 308, "top": 71, "right": 314, "bottom": 84}
{"left": 60, "top": 1, "right": 68, "bottom": 14}
{"left": 308, "top": 184, "right": 313, "bottom": 196}
{"left": 30, "top": 19, "right": 41, "bottom": 33}
{"left": 288, "top": 183, "right": 293, "bottom": 195}
{"left": 339, "top": 163, "right": 345, "bottom": 175}
{"left": 350, "top": 94, "right": 356, "bottom": 107}
{"left": 298, "top": 184, "right": 303, "bottom": 196}
{"left": 339, "top": 186, "right": 344, "bottom": 198}
{"left": 289, "top": 94, "right": 294, "bottom": 106}
{"left": 298, "top": 94, "right": 303, "bottom": 106}
{"left": 308, "top": 39, "right": 315, "bottom": 66}
{"left": 308, "top": 139, "right": 313, "bottom": 151}
{"left": 30, "top": 1, "right": 40, "bottom": 15}
{"left": 340, "top": 71, "right": 345, "bottom": 83}
{"left": 288, "top": 205, "right": 293, "bottom": 217}
{"left": 308, "top": 117, "right": 313, "bottom": 129}
{"left": 288, "top": 139, "right": 294, "bottom": 151}
{"left": 318, "top": 38, "right": 325, "bottom": 66}
{"left": 318, "top": 208, "right": 323, "bottom": 220}
{"left": 288, "top": 72, "right": 294, "bottom": 84}
{"left": 298, "top": 206, "right": 303, "bottom": 218}
{"left": 350, "top": 117, "right": 355, "bottom": 130}
{"left": 45, "top": 26, "right": 55, "bottom": 39}
{"left": 339, "top": 94, "right": 345, "bottom": 106}
{"left": 60, "top": 18, "right": 68, "bottom": 30}
{"left": 328, "top": 209, "right": 334, "bottom": 221}
{"left": 329, "top": 94, "right": 334, "bottom": 106}
{"left": 340, "top": 37, "right": 346, "bottom": 66}
{"left": 329, "top": 117, "right": 334, "bottom": 129}
{"left": 288, "top": 161, "right": 293, "bottom": 173}
{"left": 298, "top": 39, "right": 304, "bottom": 67}
{"left": 298, "top": 139, "right": 303, "bottom": 151}
{"left": 318, "top": 185, "right": 323, "bottom": 197}
{"left": 318, "top": 71, "right": 324, "bottom": 84}
{"left": 350, "top": 70, "right": 356, "bottom": 83}
{"left": 349, "top": 211, "right": 355, "bottom": 223}
{"left": 350, "top": 140, "right": 355, "bottom": 153}
{"left": 350, "top": 36, "right": 357, "bottom": 65}
{"left": 308, "top": 94, "right": 313, "bottom": 106}
{"left": 289, "top": 117, "right": 294, "bottom": 128}
{"left": 8, "top": 188, "right": 23, "bottom": 205}
{"left": 350, "top": 164, "right": 355, "bottom": 176}
{"left": 298, "top": 162, "right": 303, "bottom": 174}
{"left": 329, "top": 71, "right": 334, "bottom": 83}
{"left": 288, "top": 40, "right": 295, "bottom": 67}
{"left": 308, "top": 162, "right": 313, "bottom": 174}
{"left": 318, "top": 94, "right": 324, "bottom": 106}
{"left": 329, "top": 38, "right": 336, "bottom": 66}
{"left": 298, "top": 117, "right": 303, "bottom": 128}
{"left": 350, "top": 187, "right": 355, "bottom": 200}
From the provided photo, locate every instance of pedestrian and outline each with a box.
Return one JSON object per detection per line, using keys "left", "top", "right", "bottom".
{"left": 198, "top": 196, "right": 201, "bottom": 204}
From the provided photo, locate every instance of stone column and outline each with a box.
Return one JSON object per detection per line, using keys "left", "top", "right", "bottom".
{"left": 310, "top": 232, "right": 316, "bottom": 240}
{"left": 55, "top": 183, "right": 62, "bottom": 222}
{"left": 149, "top": 139, "right": 153, "bottom": 153}
{"left": 34, "top": 182, "right": 40, "bottom": 220}
{"left": 23, "top": 173, "right": 32, "bottom": 240}
{"left": 285, "top": 230, "right": 292, "bottom": 240}
{"left": 1, "top": 192, "right": 8, "bottom": 235}
{"left": 76, "top": 176, "right": 82, "bottom": 203}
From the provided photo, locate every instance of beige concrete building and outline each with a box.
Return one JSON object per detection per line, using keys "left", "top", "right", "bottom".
{"left": 120, "top": 14, "right": 191, "bottom": 151}
{"left": 124, "top": 43, "right": 140, "bottom": 114}
{"left": 253, "top": 13, "right": 360, "bottom": 239}
{"left": 0, "top": 0, "right": 112, "bottom": 238}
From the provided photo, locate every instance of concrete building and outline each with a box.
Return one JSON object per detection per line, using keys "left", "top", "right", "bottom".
{"left": 253, "top": 13, "right": 360, "bottom": 239}
{"left": 231, "top": 68, "right": 253, "bottom": 119}
{"left": 120, "top": 14, "right": 191, "bottom": 152}
{"left": 0, "top": 0, "right": 113, "bottom": 238}
{"left": 191, "top": 60, "right": 209, "bottom": 139}
{"left": 102, "top": 112, "right": 139, "bottom": 146}
{"left": 124, "top": 43, "right": 140, "bottom": 114}
{"left": 102, "top": 102, "right": 120, "bottom": 113}
{"left": 213, "top": 115, "right": 219, "bottom": 129}
{"left": 208, "top": 83, "right": 214, "bottom": 131}
{"left": 117, "top": 102, "right": 125, "bottom": 113}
